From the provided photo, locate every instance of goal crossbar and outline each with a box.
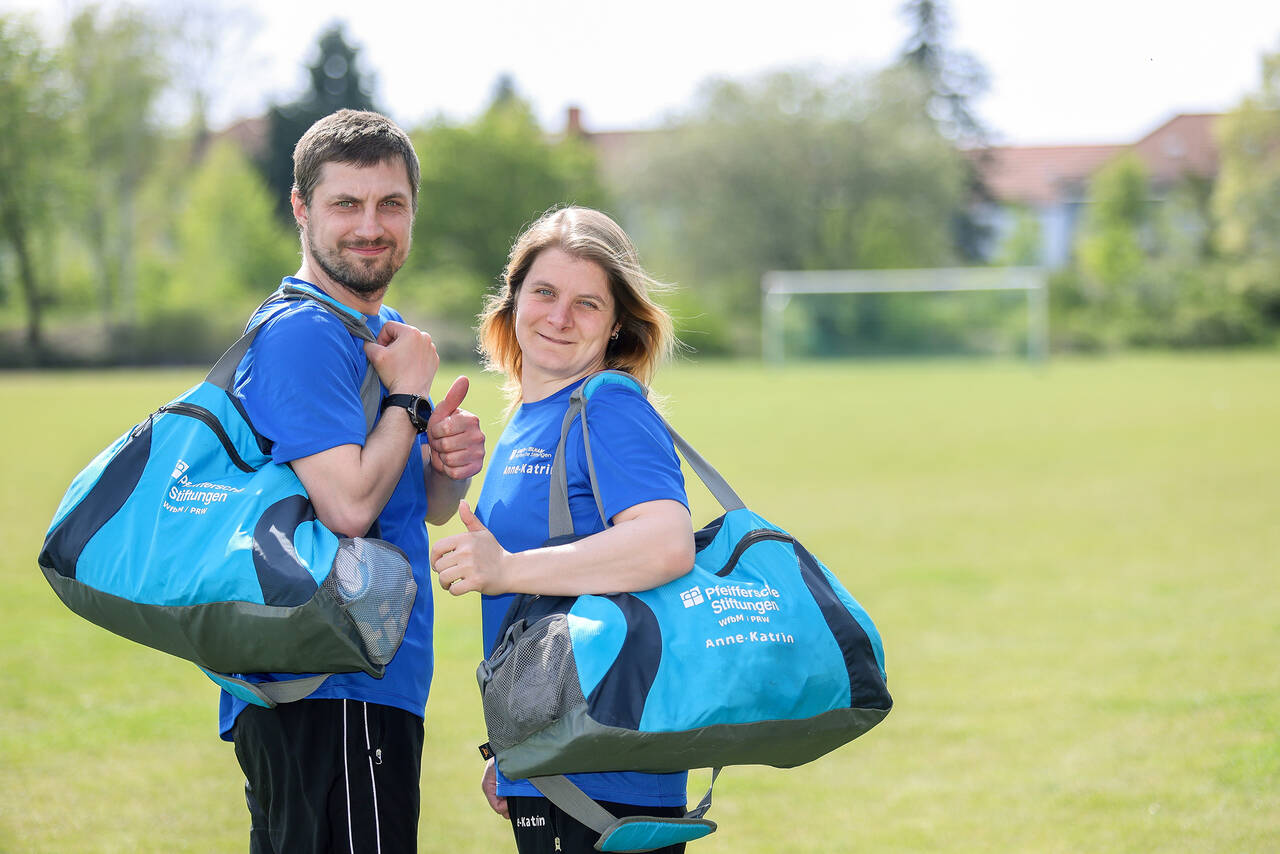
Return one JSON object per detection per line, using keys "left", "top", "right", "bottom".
{"left": 761, "top": 267, "right": 1048, "bottom": 363}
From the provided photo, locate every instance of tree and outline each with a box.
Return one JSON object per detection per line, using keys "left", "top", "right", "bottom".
{"left": 404, "top": 83, "right": 608, "bottom": 328}
{"left": 626, "top": 67, "right": 966, "bottom": 353}
{"left": 1076, "top": 153, "right": 1150, "bottom": 309}
{"left": 260, "top": 24, "right": 379, "bottom": 220}
{"left": 1213, "top": 44, "right": 1280, "bottom": 325}
{"left": 157, "top": 1, "right": 263, "bottom": 144}
{"left": 61, "top": 6, "right": 166, "bottom": 333}
{"left": 899, "top": 0, "right": 988, "bottom": 144}
{"left": 130, "top": 138, "right": 298, "bottom": 362}
{"left": 169, "top": 140, "right": 297, "bottom": 309}
{"left": 899, "top": 0, "right": 992, "bottom": 260}
{"left": 0, "top": 15, "right": 67, "bottom": 349}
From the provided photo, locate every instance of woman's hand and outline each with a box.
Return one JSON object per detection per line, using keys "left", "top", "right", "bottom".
{"left": 430, "top": 501, "right": 511, "bottom": 596}
{"left": 481, "top": 757, "right": 509, "bottom": 819}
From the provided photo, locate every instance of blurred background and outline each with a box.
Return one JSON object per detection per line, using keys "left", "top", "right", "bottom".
{"left": 3, "top": 3, "right": 1279, "bottom": 851}
{"left": 1, "top": 0, "right": 1278, "bottom": 366}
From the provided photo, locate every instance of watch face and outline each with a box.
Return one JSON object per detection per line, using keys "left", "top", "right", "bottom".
{"left": 410, "top": 397, "right": 432, "bottom": 430}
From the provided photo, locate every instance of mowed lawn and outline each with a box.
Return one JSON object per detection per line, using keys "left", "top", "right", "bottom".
{"left": 1, "top": 353, "right": 1276, "bottom": 853}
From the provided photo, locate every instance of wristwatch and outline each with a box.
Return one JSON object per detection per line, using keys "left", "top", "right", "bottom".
{"left": 380, "top": 393, "right": 432, "bottom": 432}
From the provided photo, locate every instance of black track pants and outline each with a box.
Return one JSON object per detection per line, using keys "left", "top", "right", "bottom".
{"left": 233, "top": 698, "right": 423, "bottom": 854}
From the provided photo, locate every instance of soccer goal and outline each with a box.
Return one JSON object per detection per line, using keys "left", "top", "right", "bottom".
{"left": 760, "top": 267, "right": 1049, "bottom": 364}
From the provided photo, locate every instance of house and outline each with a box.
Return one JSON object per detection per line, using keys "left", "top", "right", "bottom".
{"left": 564, "top": 107, "right": 1224, "bottom": 269}
{"left": 219, "top": 106, "right": 1223, "bottom": 272}
{"left": 970, "top": 113, "right": 1221, "bottom": 267}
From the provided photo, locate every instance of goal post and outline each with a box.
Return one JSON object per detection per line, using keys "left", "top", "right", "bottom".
{"left": 761, "top": 267, "right": 1049, "bottom": 364}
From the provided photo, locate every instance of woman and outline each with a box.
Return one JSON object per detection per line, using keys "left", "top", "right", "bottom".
{"left": 429, "top": 205, "right": 695, "bottom": 853}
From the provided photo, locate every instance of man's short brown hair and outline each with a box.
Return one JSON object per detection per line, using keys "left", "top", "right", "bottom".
{"left": 292, "top": 109, "right": 421, "bottom": 212}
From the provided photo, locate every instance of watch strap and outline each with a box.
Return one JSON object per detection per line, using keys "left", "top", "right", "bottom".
{"left": 381, "top": 393, "right": 432, "bottom": 432}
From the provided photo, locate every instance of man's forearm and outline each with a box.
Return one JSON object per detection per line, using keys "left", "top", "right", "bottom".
{"left": 293, "top": 405, "right": 421, "bottom": 537}
{"left": 424, "top": 465, "right": 471, "bottom": 526}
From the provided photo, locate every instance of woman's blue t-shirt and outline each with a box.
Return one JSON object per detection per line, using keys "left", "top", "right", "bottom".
{"left": 476, "top": 377, "right": 690, "bottom": 807}
{"left": 216, "top": 278, "right": 434, "bottom": 739}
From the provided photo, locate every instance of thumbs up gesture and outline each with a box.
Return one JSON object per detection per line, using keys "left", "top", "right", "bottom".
{"left": 430, "top": 501, "right": 509, "bottom": 596}
{"left": 426, "top": 376, "right": 485, "bottom": 481}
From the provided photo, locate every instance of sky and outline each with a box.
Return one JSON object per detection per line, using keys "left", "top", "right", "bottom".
{"left": 7, "top": 0, "right": 1280, "bottom": 147}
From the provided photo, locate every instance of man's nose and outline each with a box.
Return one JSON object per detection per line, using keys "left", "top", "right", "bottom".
{"left": 353, "top": 206, "right": 384, "bottom": 240}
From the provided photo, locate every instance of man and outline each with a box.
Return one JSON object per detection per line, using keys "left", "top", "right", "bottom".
{"left": 220, "top": 109, "right": 486, "bottom": 853}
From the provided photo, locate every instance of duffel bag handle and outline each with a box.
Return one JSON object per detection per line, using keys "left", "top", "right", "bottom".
{"left": 529, "top": 769, "right": 721, "bottom": 852}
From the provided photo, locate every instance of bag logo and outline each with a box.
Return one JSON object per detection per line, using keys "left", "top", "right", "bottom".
{"left": 680, "top": 586, "right": 705, "bottom": 607}
{"left": 162, "top": 460, "right": 244, "bottom": 516}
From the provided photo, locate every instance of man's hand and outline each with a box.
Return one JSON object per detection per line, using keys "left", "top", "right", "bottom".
{"left": 430, "top": 501, "right": 509, "bottom": 596}
{"left": 426, "top": 376, "right": 484, "bottom": 481}
{"left": 364, "top": 321, "right": 438, "bottom": 396}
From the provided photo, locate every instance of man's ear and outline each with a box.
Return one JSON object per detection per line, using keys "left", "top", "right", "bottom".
{"left": 290, "top": 189, "right": 308, "bottom": 230}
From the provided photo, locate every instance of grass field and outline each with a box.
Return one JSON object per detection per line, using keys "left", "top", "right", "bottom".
{"left": 2, "top": 353, "right": 1277, "bottom": 853}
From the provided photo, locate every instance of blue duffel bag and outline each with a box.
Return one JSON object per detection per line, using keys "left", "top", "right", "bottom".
{"left": 37, "top": 285, "right": 417, "bottom": 708}
{"left": 478, "top": 371, "right": 892, "bottom": 853}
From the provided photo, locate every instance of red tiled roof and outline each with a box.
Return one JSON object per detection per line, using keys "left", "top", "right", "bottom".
{"left": 975, "top": 144, "right": 1125, "bottom": 205}
{"left": 1130, "top": 113, "right": 1220, "bottom": 184}
{"left": 973, "top": 114, "right": 1222, "bottom": 205}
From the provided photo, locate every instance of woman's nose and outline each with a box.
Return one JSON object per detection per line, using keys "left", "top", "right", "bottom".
{"left": 546, "top": 298, "right": 571, "bottom": 327}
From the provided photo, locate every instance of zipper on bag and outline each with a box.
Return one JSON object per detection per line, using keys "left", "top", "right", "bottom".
{"left": 156, "top": 402, "right": 256, "bottom": 474}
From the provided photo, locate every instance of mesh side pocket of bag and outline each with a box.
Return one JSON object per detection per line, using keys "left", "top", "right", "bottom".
{"left": 484, "top": 614, "right": 586, "bottom": 754}
{"left": 323, "top": 538, "right": 417, "bottom": 666}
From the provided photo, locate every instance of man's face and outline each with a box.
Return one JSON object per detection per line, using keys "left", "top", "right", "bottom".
{"left": 294, "top": 158, "right": 414, "bottom": 297}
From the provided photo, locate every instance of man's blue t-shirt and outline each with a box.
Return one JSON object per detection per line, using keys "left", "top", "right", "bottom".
{"left": 217, "top": 278, "right": 434, "bottom": 739}
{"left": 476, "top": 376, "right": 689, "bottom": 807}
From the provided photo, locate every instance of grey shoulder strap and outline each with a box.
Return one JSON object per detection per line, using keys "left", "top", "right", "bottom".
{"left": 547, "top": 370, "right": 745, "bottom": 540}
{"left": 205, "top": 285, "right": 381, "bottom": 432}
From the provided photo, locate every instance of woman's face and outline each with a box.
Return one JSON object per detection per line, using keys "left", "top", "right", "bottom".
{"left": 514, "top": 247, "right": 619, "bottom": 401}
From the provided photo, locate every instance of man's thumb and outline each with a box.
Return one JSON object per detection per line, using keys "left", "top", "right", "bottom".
{"left": 432, "top": 375, "right": 469, "bottom": 420}
{"left": 459, "top": 500, "right": 485, "bottom": 532}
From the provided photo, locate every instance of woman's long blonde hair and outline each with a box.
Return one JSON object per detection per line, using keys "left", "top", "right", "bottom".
{"left": 477, "top": 206, "right": 677, "bottom": 409}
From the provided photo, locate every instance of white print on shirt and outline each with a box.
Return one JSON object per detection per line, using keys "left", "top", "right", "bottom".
{"left": 503, "top": 445, "right": 553, "bottom": 476}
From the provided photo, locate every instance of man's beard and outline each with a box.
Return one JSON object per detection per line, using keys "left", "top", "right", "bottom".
{"left": 307, "top": 231, "right": 407, "bottom": 297}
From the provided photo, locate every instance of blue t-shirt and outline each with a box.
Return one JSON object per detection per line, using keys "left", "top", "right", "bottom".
{"left": 217, "top": 278, "right": 434, "bottom": 739}
{"left": 477, "top": 377, "right": 689, "bottom": 807}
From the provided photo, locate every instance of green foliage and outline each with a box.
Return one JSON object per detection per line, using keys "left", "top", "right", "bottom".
{"left": 260, "top": 24, "right": 380, "bottom": 221}
{"left": 1076, "top": 153, "right": 1150, "bottom": 303}
{"left": 1212, "top": 45, "right": 1280, "bottom": 325}
{"left": 125, "top": 139, "right": 300, "bottom": 363}
{"left": 0, "top": 13, "right": 68, "bottom": 350}
{"left": 898, "top": 0, "right": 990, "bottom": 144}
{"left": 1057, "top": 59, "right": 1280, "bottom": 352}
{"left": 627, "top": 67, "right": 967, "bottom": 354}
{"left": 5, "top": 355, "right": 1280, "bottom": 850}
{"left": 993, "top": 205, "right": 1043, "bottom": 266}
{"left": 407, "top": 90, "right": 609, "bottom": 329}
{"left": 61, "top": 6, "right": 167, "bottom": 330}
{"left": 167, "top": 140, "right": 297, "bottom": 311}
